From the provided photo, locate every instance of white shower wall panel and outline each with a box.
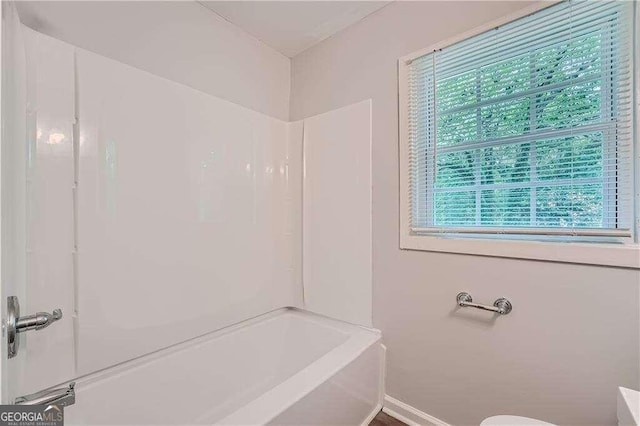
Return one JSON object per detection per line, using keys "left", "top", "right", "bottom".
{"left": 75, "top": 48, "right": 302, "bottom": 374}
{"left": 18, "top": 27, "right": 301, "bottom": 377}
{"left": 20, "top": 28, "right": 375, "bottom": 382}
{"left": 302, "top": 100, "right": 372, "bottom": 327}
{"left": 16, "top": 28, "right": 76, "bottom": 396}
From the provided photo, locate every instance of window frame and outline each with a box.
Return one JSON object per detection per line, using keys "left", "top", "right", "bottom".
{"left": 398, "top": 1, "right": 640, "bottom": 268}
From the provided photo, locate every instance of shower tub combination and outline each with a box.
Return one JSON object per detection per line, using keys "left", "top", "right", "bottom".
{"left": 64, "top": 309, "right": 384, "bottom": 425}
{"left": 3, "top": 13, "right": 379, "bottom": 424}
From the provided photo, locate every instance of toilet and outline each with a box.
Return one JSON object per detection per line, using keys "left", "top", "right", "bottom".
{"left": 482, "top": 387, "right": 640, "bottom": 426}
{"left": 481, "top": 415, "right": 555, "bottom": 425}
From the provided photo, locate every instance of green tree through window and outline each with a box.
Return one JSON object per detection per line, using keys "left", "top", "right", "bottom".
{"left": 432, "top": 31, "right": 610, "bottom": 229}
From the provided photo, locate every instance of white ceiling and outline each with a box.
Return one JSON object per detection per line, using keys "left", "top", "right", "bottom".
{"left": 198, "top": 1, "right": 391, "bottom": 57}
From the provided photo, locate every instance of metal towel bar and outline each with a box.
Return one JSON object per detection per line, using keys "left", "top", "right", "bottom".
{"left": 456, "top": 292, "right": 512, "bottom": 315}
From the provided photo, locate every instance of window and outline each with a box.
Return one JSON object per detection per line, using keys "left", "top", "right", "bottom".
{"left": 400, "top": 0, "right": 637, "bottom": 255}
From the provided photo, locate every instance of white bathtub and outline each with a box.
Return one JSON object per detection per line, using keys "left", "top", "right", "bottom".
{"left": 65, "top": 308, "right": 383, "bottom": 425}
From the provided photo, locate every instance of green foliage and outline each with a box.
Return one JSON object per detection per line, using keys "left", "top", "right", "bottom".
{"left": 435, "top": 191, "right": 476, "bottom": 226}
{"left": 536, "top": 184, "right": 603, "bottom": 228}
{"left": 433, "top": 32, "right": 607, "bottom": 228}
{"left": 536, "top": 134, "right": 603, "bottom": 181}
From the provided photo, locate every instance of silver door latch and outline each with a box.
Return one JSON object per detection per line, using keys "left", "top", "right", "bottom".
{"left": 6, "top": 296, "right": 63, "bottom": 359}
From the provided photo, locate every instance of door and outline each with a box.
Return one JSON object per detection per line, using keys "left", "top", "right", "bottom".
{"left": 1, "top": 1, "right": 75, "bottom": 403}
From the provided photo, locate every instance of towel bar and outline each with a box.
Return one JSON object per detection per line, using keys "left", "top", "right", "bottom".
{"left": 456, "top": 292, "right": 512, "bottom": 315}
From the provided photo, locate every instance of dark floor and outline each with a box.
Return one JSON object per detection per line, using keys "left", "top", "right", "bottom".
{"left": 369, "top": 410, "right": 407, "bottom": 426}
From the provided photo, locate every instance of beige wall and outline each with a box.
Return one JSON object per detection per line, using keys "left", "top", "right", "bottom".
{"left": 16, "top": 1, "right": 291, "bottom": 120}
{"left": 290, "top": 2, "right": 640, "bottom": 425}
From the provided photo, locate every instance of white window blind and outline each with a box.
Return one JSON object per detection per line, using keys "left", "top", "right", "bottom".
{"left": 405, "top": 0, "right": 635, "bottom": 240}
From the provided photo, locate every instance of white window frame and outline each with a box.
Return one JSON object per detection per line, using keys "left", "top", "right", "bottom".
{"left": 398, "top": 1, "right": 640, "bottom": 268}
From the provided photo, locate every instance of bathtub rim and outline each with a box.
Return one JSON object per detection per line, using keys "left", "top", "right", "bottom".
{"left": 216, "top": 313, "right": 382, "bottom": 425}
{"left": 48, "top": 307, "right": 381, "bottom": 409}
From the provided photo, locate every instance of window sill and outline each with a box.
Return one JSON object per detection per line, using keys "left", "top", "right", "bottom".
{"left": 400, "top": 234, "right": 640, "bottom": 268}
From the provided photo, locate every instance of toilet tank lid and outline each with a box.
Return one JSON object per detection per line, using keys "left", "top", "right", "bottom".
{"left": 481, "top": 415, "right": 556, "bottom": 426}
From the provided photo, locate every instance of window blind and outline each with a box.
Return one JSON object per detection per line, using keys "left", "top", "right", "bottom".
{"left": 406, "top": 0, "right": 635, "bottom": 239}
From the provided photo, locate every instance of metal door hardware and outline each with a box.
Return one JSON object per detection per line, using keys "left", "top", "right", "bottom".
{"left": 15, "top": 382, "right": 75, "bottom": 407}
{"left": 6, "top": 296, "right": 63, "bottom": 358}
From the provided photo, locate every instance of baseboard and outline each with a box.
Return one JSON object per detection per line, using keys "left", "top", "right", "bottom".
{"left": 379, "top": 344, "right": 387, "bottom": 405}
{"left": 382, "top": 395, "right": 450, "bottom": 426}
{"left": 361, "top": 403, "right": 383, "bottom": 426}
